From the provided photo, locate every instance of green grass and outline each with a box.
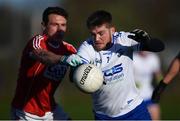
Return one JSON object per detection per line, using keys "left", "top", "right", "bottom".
{"left": 57, "top": 80, "right": 94, "bottom": 120}
{"left": 160, "top": 85, "right": 180, "bottom": 120}
{"left": 0, "top": 95, "right": 11, "bottom": 119}
{"left": 1, "top": 66, "right": 180, "bottom": 120}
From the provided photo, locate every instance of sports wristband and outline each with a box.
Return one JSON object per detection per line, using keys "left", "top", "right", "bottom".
{"left": 156, "top": 80, "right": 167, "bottom": 94}
{"left": 152, "top": 80, "right": 167, "bottom": 103}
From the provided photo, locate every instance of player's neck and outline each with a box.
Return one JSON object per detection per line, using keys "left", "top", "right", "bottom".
{"left": 48, "top": 40, "right": 60, "bottom": 48}
{"left": 104, "top": 42, "right": 113, "bottom": 50}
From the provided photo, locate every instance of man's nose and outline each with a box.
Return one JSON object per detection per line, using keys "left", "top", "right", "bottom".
{"left": 95, "top": 34, "right": 101, "bottom": 41}
{"left": 58, "top": 25, "right": 63, "bottom": 31}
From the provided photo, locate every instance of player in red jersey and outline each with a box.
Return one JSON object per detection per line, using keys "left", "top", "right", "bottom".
{"left": 11, "top": 7, "right": 82, "bottom": 120}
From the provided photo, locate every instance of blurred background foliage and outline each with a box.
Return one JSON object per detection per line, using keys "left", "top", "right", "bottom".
{"left": 0, "top": 0, "right": 179, "bottom": 119}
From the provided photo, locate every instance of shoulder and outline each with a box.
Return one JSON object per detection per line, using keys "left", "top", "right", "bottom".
{"left": 83, "top": 38, "right": 94, "bottom": 45}
{"left": 79, "top": 38, "right": 94, "bottom": 48}
{"left": 79, "top": 37, "right": 93, "bottom": 50}
{"left": 29, "top": 34, "right": 47, "bottom": 49}
{"left": 113, "top": 31, "right": 136, "bottom": 45}
{"left": 113, "top": 31, "right": 131, "bottom": 37}
{"left": 62, "top": 41, "right": 77, "bottom": 53}
{"left": 147, "top": 52, "right": 160, "bottom": 67}
{"left": 78, "top": 38, "right": 95, "bottom": 53}
{"left": 148, "top": 52, "right": 159, "bottom": 60}
{"left": 23, "top": 34, "right": 46, "bottom": 51}
{"left": 112, "top": 31, "right": 125, "bottom": 39}
{"left": 31, "top": 34, "right": 46, "bottom": 42}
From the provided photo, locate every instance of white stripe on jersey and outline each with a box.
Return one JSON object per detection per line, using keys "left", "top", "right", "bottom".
{"left": 33, "top": 35, "right": 43, "bottom": 49}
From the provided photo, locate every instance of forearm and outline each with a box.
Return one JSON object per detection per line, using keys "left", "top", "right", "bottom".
{"left": 163, "top": 73, "right": 177, "bottom": 84}
{"left": 152, "top": 54, "right": 180, "bottom": 103}
{"left": 31, "top": 49, "right": 83, "bottom": 67}
{"left": 31, "top": 49, "right": 62, "bottom": 65}
{"left": 140, "top": 38, "right": 165, "bottom": 52}
{"left": 151, "top": 79, "right": 167, "bottom": 103}
{"left": 163, "top": 58, "right": 180, "bottom": 84}
{"left": 127, "top": 29, "right": 165, "bottom": 52}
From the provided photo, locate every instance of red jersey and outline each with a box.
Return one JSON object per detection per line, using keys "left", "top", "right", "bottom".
{"left": 12, "top": 34, "right": 76, "bottom": 116}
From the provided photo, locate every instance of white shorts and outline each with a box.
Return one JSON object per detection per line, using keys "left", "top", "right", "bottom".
{"left": 11, "top": 105, "right": 70, "bottom": 120}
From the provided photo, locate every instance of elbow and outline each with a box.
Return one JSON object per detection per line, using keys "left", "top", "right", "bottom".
{"left": 154, "top": 39, "right": 165, "bottom": 52}
{"left": 141, "top": 38, "right": 165, "bottom": 52}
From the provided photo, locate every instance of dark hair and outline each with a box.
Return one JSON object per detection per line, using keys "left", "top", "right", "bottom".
{"left": 42, "top": 7, "right": 68, "bottom": 25}
{"left": 86, "top": 10, "right": 112, "bottom": 29}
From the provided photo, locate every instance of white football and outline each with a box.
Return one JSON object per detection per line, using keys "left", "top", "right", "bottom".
{"left": 73, "top": 64, "right": 104, "bottom": 93}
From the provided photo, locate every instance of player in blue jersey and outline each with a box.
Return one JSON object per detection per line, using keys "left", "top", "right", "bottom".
{"left": 73, "top": 10, "right": 164, "bottom": 120}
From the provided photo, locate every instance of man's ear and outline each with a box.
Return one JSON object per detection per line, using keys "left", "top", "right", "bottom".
{"left": 110, "top": 26, "right": 116, "bottom": 33}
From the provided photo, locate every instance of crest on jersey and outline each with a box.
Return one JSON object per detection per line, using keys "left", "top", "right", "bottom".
{"left": 44, "top": 64, "right": 68, "bottom": 81}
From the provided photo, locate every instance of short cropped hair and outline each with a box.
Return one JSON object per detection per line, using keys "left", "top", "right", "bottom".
{"left": 42, "top": 7, "right": 68, "bottom": 25}
{"left": 86, "top": 10, "right": 112, "bottom": 29}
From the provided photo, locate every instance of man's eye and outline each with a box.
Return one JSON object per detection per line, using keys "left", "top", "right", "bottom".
{"left": 99, "top": 31, "right": 106, "bottom": 36}
{"left": 50, "top": 23, "right": 58, "bottom": 26}
{"left": 99, "top": 33, "right": 104, "bottom": 36}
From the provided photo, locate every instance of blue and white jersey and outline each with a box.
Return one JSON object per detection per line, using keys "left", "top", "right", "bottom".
{"left": 77, "top": 31, "right": 143, "bottom": 117}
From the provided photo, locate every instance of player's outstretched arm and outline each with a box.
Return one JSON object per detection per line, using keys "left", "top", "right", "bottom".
{"left": 30, "top": 49, "right": 82, "bottom": 66}
{"left": 30, "top": 49, "right": 60, "bottom": 65}
{"left": 128, "top": 29, "right": 165, "bottom": 52}
{"left": 163, "top": 57, "right": 180, "bottom": 84}
{"left": 151, "top": 79, "right": 167, "bottom": 103}
{"left": 152, "top": 54, "right": 180, "bottom": 103}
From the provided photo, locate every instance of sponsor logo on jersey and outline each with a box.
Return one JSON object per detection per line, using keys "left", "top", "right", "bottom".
{"left": 103, "top": 63, "right": 124, "bottom": 84}
{"left": 104, "top": 63, "right": 123, "bottom": 76}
